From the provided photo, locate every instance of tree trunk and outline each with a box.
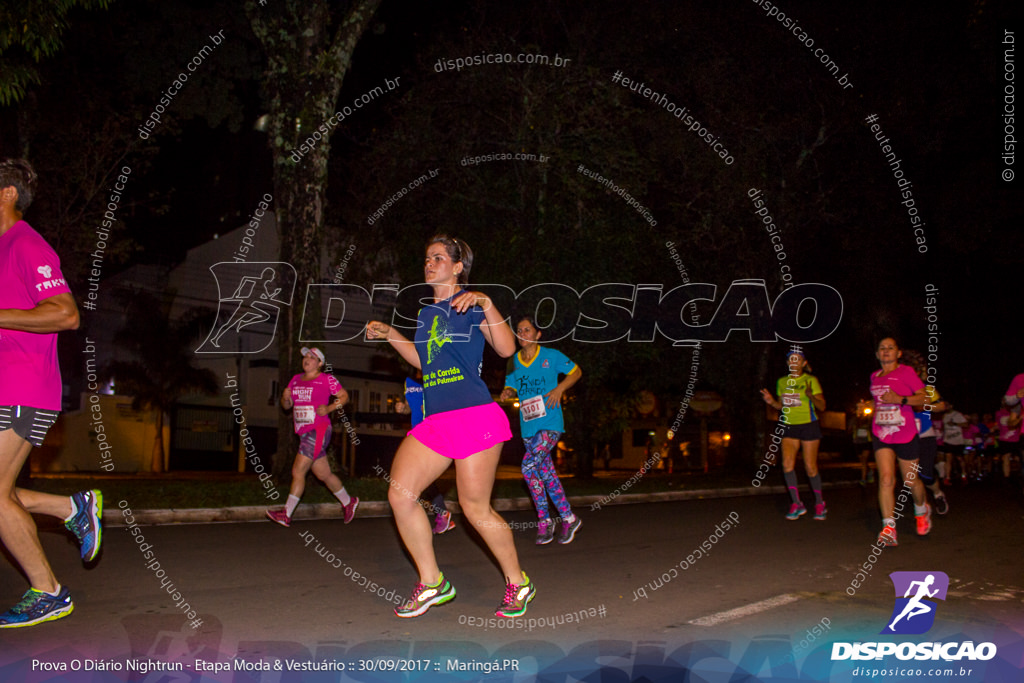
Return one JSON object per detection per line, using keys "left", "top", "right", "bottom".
{"left": 245, "top": 0, "right": 382, "bottom": 475}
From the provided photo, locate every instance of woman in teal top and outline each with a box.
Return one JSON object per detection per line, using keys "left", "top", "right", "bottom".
{"left": 501, "top": 316, "right": 583, "bottom": 545}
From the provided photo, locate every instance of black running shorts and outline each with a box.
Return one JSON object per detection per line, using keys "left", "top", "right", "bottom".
{"left": 0, "top": 405, "right": 60, "bottom": 448}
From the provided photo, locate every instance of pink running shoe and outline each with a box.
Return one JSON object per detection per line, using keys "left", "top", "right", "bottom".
{"left": 266, "top": 508, "right": 291, "bottom": 527}
{"left": 915, "top": 503, "right": 932, "bottom": 536}
{"left": 342, "top": 496, "right": 359, "bottom": 524}
{"left": 433, "top": 510, "right": 455, "bottom": 534}
{"left": 786, "top": 503, "right": 807, "bottom": 520}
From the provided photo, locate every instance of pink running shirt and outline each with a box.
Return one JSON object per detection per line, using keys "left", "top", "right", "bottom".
{"left": 286, "top": 372, "right": 343, "bottom": 435}
{"left": 996, "top": 408, "right": 1021, "bottom": 443}
{"left": 870, "top": 363, "right": 924, "bottom": 444}
{"left": 0, "top": 221, "right": 72, "bottom": 410}
{"left": 962, "top": 423, "right": 980, "bottom": 447}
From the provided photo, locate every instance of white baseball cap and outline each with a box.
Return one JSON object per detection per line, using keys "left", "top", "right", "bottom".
{"left": 301, "top": 346, "right": 326, "bottom": 364}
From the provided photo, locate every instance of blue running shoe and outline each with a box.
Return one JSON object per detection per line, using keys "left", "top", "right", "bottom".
{"left": 0, "top": 587, "right": 74, "bottom": 628}
{"left": 65, "top": 490, "right": 103, "bottom": 562}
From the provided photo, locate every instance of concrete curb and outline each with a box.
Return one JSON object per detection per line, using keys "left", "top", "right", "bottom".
{"left": 105, "top": 482, "right": 854, "bottom": 527}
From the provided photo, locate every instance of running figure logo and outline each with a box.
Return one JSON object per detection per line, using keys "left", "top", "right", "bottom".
{"left": 426, "top": 315, "right": 453, "bottom": 364}
{"left": 882, "top": 571, "right": 949, "bottom": 635}
{"left": 196, "top": 262, "right": 296, "bottom": 354}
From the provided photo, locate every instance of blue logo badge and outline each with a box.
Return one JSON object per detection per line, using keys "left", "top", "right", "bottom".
{"left": 882, "top": 571, "right": 949, "bottom": 635}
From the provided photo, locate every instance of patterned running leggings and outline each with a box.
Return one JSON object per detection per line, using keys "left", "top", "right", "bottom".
{"left": 522, "top": 430, "right": 573, "bottom": 521}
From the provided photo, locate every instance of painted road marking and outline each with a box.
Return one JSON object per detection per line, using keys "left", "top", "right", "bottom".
{"left": 688, "top": 593, "right": 801, "bottom": 626}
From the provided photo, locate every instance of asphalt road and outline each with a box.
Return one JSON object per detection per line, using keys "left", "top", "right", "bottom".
{"left": 1, "top": 481, "right": 1022, "bottom": 682}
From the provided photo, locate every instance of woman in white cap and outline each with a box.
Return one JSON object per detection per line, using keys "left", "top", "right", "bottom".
{"left": 266, "top": 346, "right": 358, "bottom": 527}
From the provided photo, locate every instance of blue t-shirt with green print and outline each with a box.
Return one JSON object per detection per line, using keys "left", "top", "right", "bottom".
{"left": 414, "top": 294, "right": 493, "bottom": 416}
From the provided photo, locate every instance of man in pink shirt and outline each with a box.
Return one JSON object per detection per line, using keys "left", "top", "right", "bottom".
{"left": 0, "top": 159, "right": 101, "bottom": 628}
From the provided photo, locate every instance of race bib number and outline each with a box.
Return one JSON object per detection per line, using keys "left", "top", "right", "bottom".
{"left": 781, "top": 393, "right": 802, "bottom": 407}
{"left": 521, "top": 395, "right": 547, "bottom": 422}
{"left": 875, "top": 405, "right": 903, "bottom": 426}
{"left": 294, "top": 405, "right": 315, "bottom": 429}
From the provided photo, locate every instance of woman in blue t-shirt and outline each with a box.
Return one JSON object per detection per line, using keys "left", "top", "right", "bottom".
{"left": 366, "top": 235, "right": 534, "bottom": 620}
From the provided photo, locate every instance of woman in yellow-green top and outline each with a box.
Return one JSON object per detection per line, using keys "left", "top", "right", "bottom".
{"left": 760, "top": 349, "right": 827, "bottom": 521}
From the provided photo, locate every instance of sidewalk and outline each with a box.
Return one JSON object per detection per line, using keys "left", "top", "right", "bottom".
{"left": 100, "top": 463, "right": 865, "bottom": 527}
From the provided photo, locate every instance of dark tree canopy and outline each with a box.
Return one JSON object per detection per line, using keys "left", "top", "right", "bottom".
{"left": 0, "top": 0, "right": 112, "bottom": 105}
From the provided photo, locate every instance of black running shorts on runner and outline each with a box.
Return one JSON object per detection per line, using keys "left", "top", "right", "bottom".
{"left": 872, "top": 435, "right": 920, "bottom": 461}
{"left": 779, "top": 421, "right": 822, "bottom": 441}
{"left": 0, "top": 406, "right": 60, "bottom": 448}
{"left": 998, "top": 441, "right": 1022, "bottom": 458}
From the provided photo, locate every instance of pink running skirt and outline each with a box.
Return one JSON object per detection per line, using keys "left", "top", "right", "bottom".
{"left": 409, "top": 402, "right": 512, "bottom": 459}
